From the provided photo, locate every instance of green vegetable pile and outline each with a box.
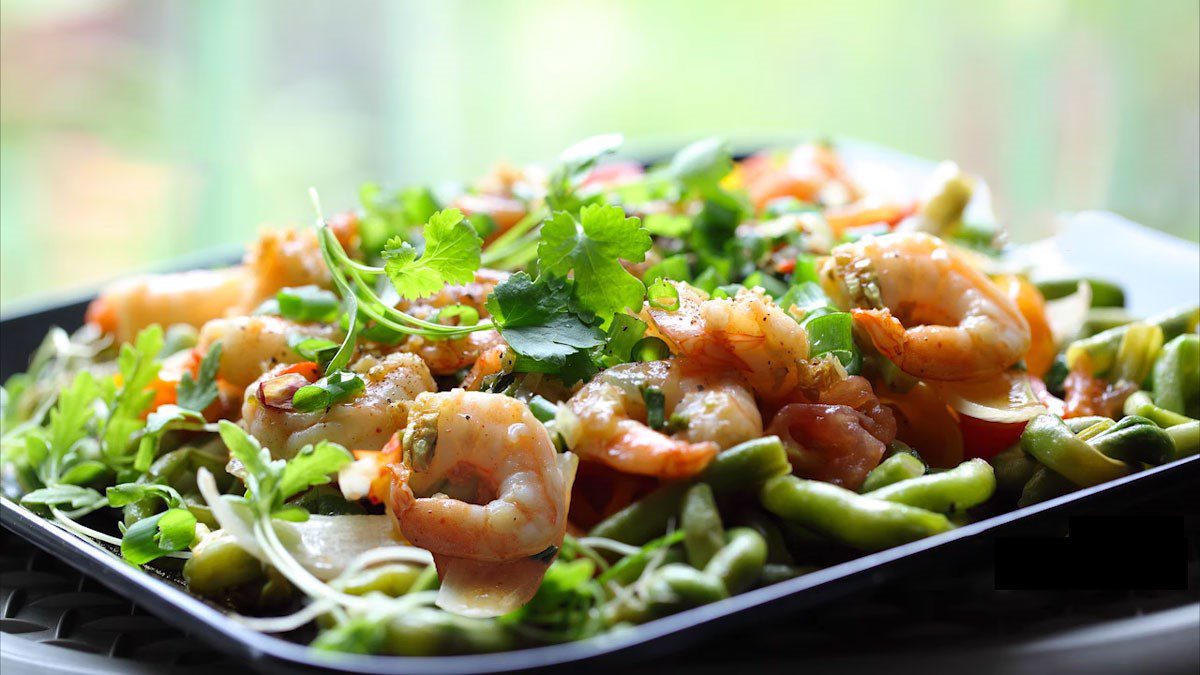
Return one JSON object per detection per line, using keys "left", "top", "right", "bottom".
{"left": 1, "top": 134, "right": 1196, "bottom": 658}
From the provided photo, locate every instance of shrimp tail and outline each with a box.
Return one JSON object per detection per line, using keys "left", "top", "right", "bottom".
{"left": 852, "top": 308, "right": 906, "bottom": 364}
{"left": 603, "top": 423, "right": 719, "bottom": 479}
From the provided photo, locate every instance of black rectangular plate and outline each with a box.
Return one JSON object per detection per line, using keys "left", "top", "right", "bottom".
{"left": 3, "top": 284, "right": 1198, "bottom": 675}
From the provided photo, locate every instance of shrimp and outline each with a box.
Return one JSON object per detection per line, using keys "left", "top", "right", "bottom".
{"left": 85, "top": 268, "right": 248, "bottom": 345}
{"left": 559, "top": 360, "right": 762, "bottom": 479}
{"left": 396, "top": 269, "right": 508, "bottom": 376}
{"left": 385, "top": 390, "right": 575, "bottom": 617}
{"left": 86, "top": 219, "right": 357, "bottom": 344}
{"left": 196, "top": 315, "right": 341, "bottom": 391}
{"left": 641, "top": 282, "right": 840, "bottom": 405}
{"left": 241, "top": 352, "right": 434, "bottom": 459}
{"left": 739, "top": 143, "right": 860, "bottom": 212}
{"left": 766, "top": 375, "right": 897, "bottom": 490}
{"left": 823, "top": 232, "right": 1030, "bottom": 382}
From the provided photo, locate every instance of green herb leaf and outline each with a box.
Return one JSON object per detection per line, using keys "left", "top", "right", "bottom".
{"left": 120, "top": 507, "right": 196, "bottom": 565}
{"left": 487, "top": 273, "right": 604, "bottom": 365}
{"left": 107, "top": 482, "right": 186, "bottom": 509}
{"left": 383, "top": 208, "right": 482, "bottom": 300}
{"left": 21, "top": 484, "right": 105, "bottom": 511}
{"left": 277, "top": 441, "right": 354, "bottom": 501}
{"left": 538, "top": 204, "right": 651, "bottom": 319}
{"left": 218, "top": 420, "right": 277, "bottom": 500}
{"left": 177, "top": 342, "right": 223, "bottom": 412}
{"left": 291, "top": 371, "right": 365, "bottom": 413}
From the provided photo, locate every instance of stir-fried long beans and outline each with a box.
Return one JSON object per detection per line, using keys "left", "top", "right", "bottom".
{"left": 759, "top": 475, "right": 954, "bottom": 551}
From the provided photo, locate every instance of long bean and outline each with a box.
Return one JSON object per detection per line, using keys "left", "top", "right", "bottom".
{"left": 1019, "top": 414, "right": 1131, "bottom": 487}
{"left": 759, "top": 475, "right": 953, "bottom": 551}
{"left": 681, "top": 483, "right": 725, "bottom": 568}
{"left": 864, "top": 458, "right": 995, "bottom": 513}
{"left": 591, "top": 436, "right": 790, "bottom": 544}
{"left": 704, "top": 527, "right": 767, "bottom": 594}
{"left": 860, "top": 452, "right": 926, "bottom": 493}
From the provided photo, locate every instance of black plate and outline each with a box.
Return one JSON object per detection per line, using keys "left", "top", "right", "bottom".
{"left": 3, "top": 279, "right": 1199, "bottom": 675}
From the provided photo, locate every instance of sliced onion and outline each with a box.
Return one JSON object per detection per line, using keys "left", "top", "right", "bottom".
{"left": 1044, "top": 281, "right": 1092, "bottom": 346}
{"left": 933, "top": 371, "right": 1048, "bottom": 424}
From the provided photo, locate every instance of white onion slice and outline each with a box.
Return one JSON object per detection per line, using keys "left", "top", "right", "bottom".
{"left": 933, "top": 371, "right": 1047, "bottom": 424}
{"left": 1044, "top": 280, "right": 1092, "bottom": 346}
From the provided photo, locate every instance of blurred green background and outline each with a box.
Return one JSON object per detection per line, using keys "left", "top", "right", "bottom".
{"left": 1, "top": 0, "right": 1197, "bottom": 305}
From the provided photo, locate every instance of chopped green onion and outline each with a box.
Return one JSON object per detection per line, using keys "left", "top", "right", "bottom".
{"left": 287, "top": 334, "right": 341, "bottom": 367}
{"left": 277, "top": 286, "right": 341, "bottom": 323}
{"left": 632, "top": 337, "right": 671, "bottom": 362}
{"left": 435, "top": 304, "right": 481, "bottom": 326}
{"left": 528, "top": 395, "right": 559, "bottom": 423}
{"left": 292, "top": 371, "right": 366, "bottom": 413}
{"left": 647, "top": 280, "right": 680, "bottom": 311}
{"left": 643, "top": 386, "right": 666, "bottom": 431}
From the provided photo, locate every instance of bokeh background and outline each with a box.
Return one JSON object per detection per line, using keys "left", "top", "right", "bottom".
{"left": 2, "top": 0, "right": 1198, "bottom": 305}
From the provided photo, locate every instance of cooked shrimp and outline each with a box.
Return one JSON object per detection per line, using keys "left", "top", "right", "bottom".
{"left": 641, "top": 282, "right": 839, "bottom": 405}
{"left": 86, "top": 219, "right": 357, "bottom": 344}
{"left": 558, "top": 360, "right": 761, "bottom": 479}
{"left": 85, "top": 268, "right": 248, "bottom": 344}
{"left": 385, "top": 390, "right": 575, "bottom": 616}
{"left": 196, "top": 315, "right": 341, "bottom": 391}
{"left": 461, "top": 344, "right": 511, "bottom": 391}
{"left": 766, "top": 375, "right": 897, "bottom": 490}
{"left": 396, "top": 269, "right": 508, "bottom": 376}
{"left": 824, "top": 232, "right": 1030, "bottom": 381}
{"left": 739, "top": 143, "right": 860, "bottom": 212}
{"left": 242, "top": 352, "right": 434, "bottom": 459}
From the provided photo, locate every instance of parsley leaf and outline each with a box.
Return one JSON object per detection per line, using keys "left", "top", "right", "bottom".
{"left": 103, "top": 325, "right": 164, "bottom": 465}
{"left": 217, "top": 420, "right": 352, "bottom": 519}
{"left": 177, "top": 343, "right": 222, "bottom": 412}
{"left": 538, "top": 204, "right": 651, "bottom": 319}
{"left": 486, "top": 273, "right": 604, "bottom": 365}
{"left": 383, "top": 208, "right": 482, "bottom": 300}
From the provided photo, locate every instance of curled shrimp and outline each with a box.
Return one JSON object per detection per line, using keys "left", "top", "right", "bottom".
{"left": 766, "top": 375, "right": 897, "bottom": 490}
{"left": 385, "top": 390, "right": 575, "bottom": 617}
{"left": 196, "top": 315, "right": 342, "bottom": 391}
{"left": 86, "top": 219, "right": 357, "bottom": 344}
{"left": 558, "top": 360, "right": 762, "bottom": 479}
{"left": 241, "top": 352, "right": 434, "bottom": 459}
{"left": 824, "top": 232, "right": 1030, "bottom": 381}
{"left": 641, "top": 282, "right": 840, "bottom": 405}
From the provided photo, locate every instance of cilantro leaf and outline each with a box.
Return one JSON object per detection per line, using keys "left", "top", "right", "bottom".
{"left": 277, "top": 441, "right": 354, "bottom": 501}
{"left": 177, "top": 343, "right": 222, "bottom": 412}
{"left": 216, "top": 421, "right": 351, "bottom": 519}
{"left": 538, "top": 204, "right": 651, "bottom": 319}
{"left": 383, "top": 208, "right": 482, "bottom": 300}
{"left": 486, "top": 273, "right": 604, "bottom": 364}
{"left": 107, "top": 482, "right": 186, "bottom": 509}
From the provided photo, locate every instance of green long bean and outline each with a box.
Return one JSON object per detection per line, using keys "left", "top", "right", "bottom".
{"left": 681, "top": 483, "right": 725, "bottom": 568}
{"left": 864, "top": 458, "right": 995, "bottom": 513}
{"left": 704, "top": 527, "right": 767, "bottom": 594}
{"left": 860, "top": 452, "right": 926, "bottom": 493}
{"left": 759, "top": 475, "right": 954, "bottom": 551}
{"left": 1019, "top": 414, "right": 1131, "bottom": 487}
